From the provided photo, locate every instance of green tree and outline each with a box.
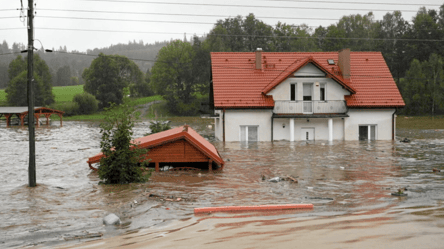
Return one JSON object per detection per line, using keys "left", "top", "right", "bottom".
{"left": 56, "top": 65, "right": 71, "bottom": 86}
{"left": 376, "top": 11, "right": 410, "bottom": 83}
{"left": 5, "top": 71, "right": 53, "bottom": 106}
{"left": 402, "top": 54, "right": 444, "bottom": 115}
{"left": 5, "top": 54, "right": 55, "bottom": 106}
{"left": 129, "top": 68, "right": 153, "bottom": 97}
{"left": 151, "top": 40, "right": 200, "bottom": 115}
{"left": 83, "top": 53, "right": 143, "bottom": 109}
{"left": 8, "top": 55, "right": 27, "bottom": 80}
{"left": 406, "top": 7, "right": 441, "bottom": 63}
{"left": 423, "top": 54, "right": 444, "bottom": 116}
{"left": 98, "top": 102, "right": 149, "bottom": 184}
{"left": 70, "top": 76, "right": 80, "bottom": 85}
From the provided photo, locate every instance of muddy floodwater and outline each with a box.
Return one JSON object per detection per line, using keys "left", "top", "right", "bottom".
{"left": 1, "top": 119, "right": 444, "bottom": 248}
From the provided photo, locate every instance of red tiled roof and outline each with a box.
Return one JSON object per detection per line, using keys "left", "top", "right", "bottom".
{"left": 87, "top": 126, "right": 224, "bottom": 166}
{"left": 211, "top": 51, "right": 405, "bottom": 108}
{"left": 262, "top": 56, "right": 356, "bottom": 94}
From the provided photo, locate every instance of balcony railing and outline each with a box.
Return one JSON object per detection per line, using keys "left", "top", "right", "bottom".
{"left": 274, "top": 100, "right": 347, "bottom": 114}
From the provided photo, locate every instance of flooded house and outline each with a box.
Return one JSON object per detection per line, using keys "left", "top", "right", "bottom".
{"left": 210, "top": 48, "right": 405, "bottom": 142}
{"left": 87, "top": 125, "right": 225, "bottom": 171}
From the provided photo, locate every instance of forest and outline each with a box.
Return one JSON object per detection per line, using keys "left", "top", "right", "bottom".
{"left": 1, "top": 5, "right": 444, "bottom": 115}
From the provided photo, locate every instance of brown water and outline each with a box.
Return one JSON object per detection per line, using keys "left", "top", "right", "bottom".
{"left": 1, "top": 121, "right": 444, "bottom": 248}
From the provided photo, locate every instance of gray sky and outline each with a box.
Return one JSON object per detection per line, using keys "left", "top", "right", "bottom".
{"left": 1, "top": 0, "right": 442, "bottom": 52}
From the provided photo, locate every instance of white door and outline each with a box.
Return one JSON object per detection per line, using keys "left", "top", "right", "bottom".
{"left": 303, "top": 83, "right": 313, "bottom": 113}
{"left": 301, "top": 128, "right": 315, "bottom": 141}
{"left": 240, "top": 126, "right": 258, "bottom": 142}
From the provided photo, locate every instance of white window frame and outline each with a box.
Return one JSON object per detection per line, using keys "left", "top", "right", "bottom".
{"left": 319, "top": 83, "right": 327, "bottom": 102}
{"left": 239, "top": 125, "right": 259, "bottom": 142}
{"left": 359, "top": 124, "right": 377, "bottom": 141}
{"left": 290, "top": 83, "right": 297, "bottom": 101}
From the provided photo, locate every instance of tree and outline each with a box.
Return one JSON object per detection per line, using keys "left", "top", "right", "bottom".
{"left": 129, "top": 68, "right": 153, "bottom": 97}
{"left": 5, "top": 71, "right": 53, "bottom": 106}
{"left": 151, "top": 40, "right": 200, "bottom": 115}
{"left": 376, "top": 11, "right": 410, "bottom": 83}
{"left": 5, "top": 54, "right": 55, "bottom": 106}
{"left": 56, "top": 65, "right": 71, "bottom": 86}
{"left": 423, "top": 54, "right": 444, "bottom": 116}
{"left": 406, "top": 7, "right": 441, "bottom": 63}
{"left": 98, "top": 102, "right": 149, "bottom": 184}
{"left": 83, "top": 53, "right": 144, "bottom": 109}
{"left": 402, "top": 54, "right": 444, "bottom": 115}
{"left": 8, "top": 55, "right": 27, "bottom": 80}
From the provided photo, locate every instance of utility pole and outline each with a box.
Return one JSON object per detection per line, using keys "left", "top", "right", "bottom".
{"left": 27, "top": 0, "right": 36, "bottom": 187}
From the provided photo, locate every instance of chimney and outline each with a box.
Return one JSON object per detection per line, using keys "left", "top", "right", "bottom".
{"left": 338, "top": 48, "right": 350, "bottom": 79}
{"left": 255, "top": 48, "right": 262, "bottom": 70}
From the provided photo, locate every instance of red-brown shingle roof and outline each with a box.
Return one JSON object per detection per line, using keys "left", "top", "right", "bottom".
{"left": 87, "top": 126, "right": 224, "bottom": 166}
{"left": 211, "top": 51, "right": 405, "bottom": 108}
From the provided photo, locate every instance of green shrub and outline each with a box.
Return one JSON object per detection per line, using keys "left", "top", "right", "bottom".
{"left": 73, "top": 92, "right": 98, "bottom": 115}
{"left": 98, "top": 102, "right": 150, "bottom": 184}
{"left": 146, "top": 120, "right": 171, "bottom": 135}
{"left": 51, "top": 102, "right": 79, "bottom": 116}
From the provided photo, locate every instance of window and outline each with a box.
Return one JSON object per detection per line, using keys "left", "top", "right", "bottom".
{"left": 240, "top": 126, "right": 258, "bottom": 142}
{"left": 303, "top": 83, "right": 313, "bottom": 101}
{"left": 359, "top": 125, "right": 376, "bottom": 141}
{"left": 290, "top": 84, "right": 296, "bottom": 101}
{"left": 320, "top": 83, "right": 326, "bottom": 101}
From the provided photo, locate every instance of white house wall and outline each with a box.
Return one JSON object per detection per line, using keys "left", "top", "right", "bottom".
{"left": 273, "top": 118, "right": 344, "bottom": 141}
{"left": 222, "top": 109, "right": 273, "bottom": 141}
{"left": 345, "top": 109, "right": 395, "bottom": 140}
{"left": 214, "top": 110, "right": 223, "bottom": 141}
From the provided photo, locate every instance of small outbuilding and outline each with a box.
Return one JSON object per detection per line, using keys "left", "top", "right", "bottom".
{"left": 0, "top": 107, "right": 64, "bottom": 127}
{"left": 87, "top": 125, "right": 225, "bottom": 171}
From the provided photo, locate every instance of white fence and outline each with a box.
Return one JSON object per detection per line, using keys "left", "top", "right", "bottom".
{"left": 274, "top": 100, "right": 347, "bottom": 114}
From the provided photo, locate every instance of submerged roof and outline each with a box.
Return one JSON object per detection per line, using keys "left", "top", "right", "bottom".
{"left": 87, "top": 125, "right": 224, "bottom": 166}
{"left": 0, "top": 107, "right": 64, "bottom": 114}
{"left": 211, "top": 51, "right": 405, "bottom": 108}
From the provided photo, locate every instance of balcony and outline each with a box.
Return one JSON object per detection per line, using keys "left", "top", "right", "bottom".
{"left": 273, "top": 100, "right": 347, "bottom": 114}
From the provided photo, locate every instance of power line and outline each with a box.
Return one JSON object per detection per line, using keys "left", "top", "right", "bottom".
{"left": 72, "top": 0, "right": 425, "bottom": 13}
{"left": 37, "top": 8, "right": 340, "bottom": 22}
{"left": 257, "top": 0, "right": 442, "bottom": 7}
{"left": 0, "top": 50, "right": 439, "bottom": 81}
{"left": 37, "top": 15, "right": 216, "bottom": 25}
{"left": 32, "top": 27, "right": 444, "bottom": 43}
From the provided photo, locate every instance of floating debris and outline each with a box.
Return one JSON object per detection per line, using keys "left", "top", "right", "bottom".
{"left": 64, "top": 232, "right": 103, "bottom": 241}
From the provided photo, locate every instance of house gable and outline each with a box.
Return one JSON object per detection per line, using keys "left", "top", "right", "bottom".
{"left": 293, "top": 63, "right": 326, "bottom": 77}
{"left": 262, "top": 56, "right": 356, "bottom": 95}
{"left": 268, "top": 77, "right": 351, "bottom": 101}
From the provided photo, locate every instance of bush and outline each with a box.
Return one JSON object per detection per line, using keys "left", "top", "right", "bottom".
{"left": 166, "top": 95, "right": 208, "bottom": 116}
{"left": 73, "top": 92, "right": 98, "bottom": 115}
{"left": 146, "top": 120, "right": 171, "bottom": 135}
{"left": 98, "top": 102, "right": 150, "bottom": 184}
{"left": 51, "top": 102, "right": 79, "bottom": 116}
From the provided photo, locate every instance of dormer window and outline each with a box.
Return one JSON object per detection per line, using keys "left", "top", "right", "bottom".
{"left": 327, "top": 59, "right": 335, "bottom": 65}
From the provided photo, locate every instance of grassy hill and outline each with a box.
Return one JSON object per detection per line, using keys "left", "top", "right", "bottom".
{"left": 0, "top": 89, "right": 6, "bottom": 106}
{"left": 53, "top": 85, "right": 84, "bottom": 103}
{"left": 0, "top": 85, "right": 165, "bottom": 120}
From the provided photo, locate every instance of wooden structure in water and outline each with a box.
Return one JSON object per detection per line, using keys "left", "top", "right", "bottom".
{"left": 0, "top": 107, "right": 64, "bottom": 127}
{"left": 87, "top": 125, "right": 225, "bottom": 172}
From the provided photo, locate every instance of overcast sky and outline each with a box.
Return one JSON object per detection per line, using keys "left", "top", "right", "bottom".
{"left": 1, "top": 0, "right": 442, "bottom": 52}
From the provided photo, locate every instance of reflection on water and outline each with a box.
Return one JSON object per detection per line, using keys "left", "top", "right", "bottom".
{"left": 1, "top": 121, "right": 444, "bottom": 248}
